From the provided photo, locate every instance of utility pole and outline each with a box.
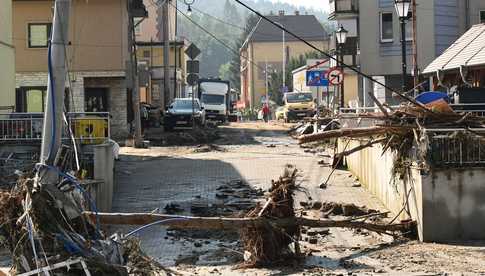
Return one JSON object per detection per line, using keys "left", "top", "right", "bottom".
{"left": 163, "top": 0, "right": 171, "bottom": 108}
{"left": 40, "top": 0, "right": 71, "bottom": 168}
{"left": 173, "top": 0, "right": 178, "bottom": 97}
{"left": 412, "top": 0, "right": 419, "bottom": 95}
{"left": 127, "top": 0, "right": 143, "bottom": 148}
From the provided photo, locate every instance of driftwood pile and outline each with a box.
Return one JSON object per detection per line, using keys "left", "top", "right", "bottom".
{"left": 298, "top": 104, "right": 485, "bottom": 171}
{"left": 240, "top": 167, "right": 300, "bottom": 267}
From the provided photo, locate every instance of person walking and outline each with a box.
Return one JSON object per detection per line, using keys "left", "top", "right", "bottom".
{"left": 262, "top": 103, "right": 270, "bottom": 123}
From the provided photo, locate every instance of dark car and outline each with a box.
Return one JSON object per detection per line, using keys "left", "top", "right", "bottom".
{"left": 164, "top": 98, "right": 206, "bottom": 131}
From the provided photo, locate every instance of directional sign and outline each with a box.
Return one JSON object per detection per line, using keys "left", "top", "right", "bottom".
{"left": 186, "top": 60, "right": 199, "bottom": 74}
{"left": 187, "top": 73, "right": 199, "bottom": 86}
{"left": 327, "top": 68, "right": 344, "bottom": 85}
{"left": 306, "top": 70, "right": 329, "bottom": 87}
{"left": 185, "top": 43, "right": 201, "bottom": 60}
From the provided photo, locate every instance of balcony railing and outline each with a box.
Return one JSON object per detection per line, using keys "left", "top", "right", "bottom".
{"left": 0, "top": 112, "right": 110, "bottom": 144}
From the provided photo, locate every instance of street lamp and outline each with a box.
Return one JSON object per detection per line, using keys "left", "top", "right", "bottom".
{"left": 184, "top": 0, "right": 194, "bottom": 16}
{"left": 335, "top": 25, "right": 348, "bottom": 109}
{"left": 395, "top": 0, "right": 411, "bottom": 92}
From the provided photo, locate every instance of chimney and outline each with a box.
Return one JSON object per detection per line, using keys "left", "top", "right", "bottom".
{"left": 278, "top": 10, "right": 285, "bottom": 16}
{"left": 295, "top": 10, "right": 300, "bottom": 16}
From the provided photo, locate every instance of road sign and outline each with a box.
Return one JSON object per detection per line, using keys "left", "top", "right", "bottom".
{"left": 327, "top": 68, "right": 344, "bottom": 85}
{"left": 187, "top": 73, "right": 199, "bottom": 86}
{"left": 185, "top": 43, "right": 201, "bottom": 60}
{"left": 186, "top": 60, "right": 199, "bottom": 74}
{"left": 306, "top": 70, "right": 329, "bottom": 87}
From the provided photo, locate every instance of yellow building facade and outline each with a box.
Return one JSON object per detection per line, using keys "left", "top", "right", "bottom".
{"left": 0, "top": 0, "right": 15, "bottom": 112}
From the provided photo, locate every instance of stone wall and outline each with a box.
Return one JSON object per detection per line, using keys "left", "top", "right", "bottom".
{"left": 84, "top": 77, "right": 129, "bottom": 140}
{"left": 16, "top": 71, "right": 129, "bottom": 140}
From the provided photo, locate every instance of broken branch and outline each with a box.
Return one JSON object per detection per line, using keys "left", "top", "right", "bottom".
{"left": 298, "top": 126, "right": 410, "bottom": 144}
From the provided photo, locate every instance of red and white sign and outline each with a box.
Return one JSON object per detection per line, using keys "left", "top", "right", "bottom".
{"left": 327, "top": 68, "right": 344, "bottom": 85}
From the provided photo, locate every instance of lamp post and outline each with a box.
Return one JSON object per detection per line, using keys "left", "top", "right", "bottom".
{"left": 184, "top": 0, "right": 194, "bottom": 16}
{"left": 335, "top": 25, "right": 348, "bottom": 109}
{"left": 395, "top": 0, "right": 411, "bottom": 92}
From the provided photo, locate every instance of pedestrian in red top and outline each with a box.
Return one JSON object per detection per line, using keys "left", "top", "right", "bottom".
{"left": 262, "top": 103, "right": 270, "bottom": 122}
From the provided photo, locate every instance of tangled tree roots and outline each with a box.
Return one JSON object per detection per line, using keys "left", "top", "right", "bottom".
{"left": 240, "top": 166, "right": 300, "bottom": 267}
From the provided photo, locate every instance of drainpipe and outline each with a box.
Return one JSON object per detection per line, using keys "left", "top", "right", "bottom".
{"left": 465, "top": 0, "right": 470, "bottom": 30}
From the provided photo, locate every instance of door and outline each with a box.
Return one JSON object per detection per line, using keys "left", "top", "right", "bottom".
{"left": 85, "top": 88, "right": 109, "bottom": 112}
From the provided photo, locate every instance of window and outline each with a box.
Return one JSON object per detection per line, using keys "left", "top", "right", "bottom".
{"left": 380, "top": 12, "right": 393, "bottom": 43}
{"left": 28, "top": 23, "right": 52, "bottom": 48}
{"left": 480, "top": 11, "right": 485, "bottom": 24}
{"left": 143, "top": 50, "right": 150, "bottom": 58}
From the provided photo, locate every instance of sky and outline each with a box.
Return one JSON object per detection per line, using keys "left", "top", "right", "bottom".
{"left": 269, "top": 0, "right": 329, "bottom": 12}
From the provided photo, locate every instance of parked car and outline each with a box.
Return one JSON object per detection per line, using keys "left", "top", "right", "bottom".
{"left": 164, "top": 98, "right": 206, "bottom": 131}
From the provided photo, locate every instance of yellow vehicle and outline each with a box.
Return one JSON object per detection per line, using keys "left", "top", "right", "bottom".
{"left": 275, "top": 106, "right": 286, "bottom": 120}
{"left": 281, "top": 92, "right": 316, "bottom": 122}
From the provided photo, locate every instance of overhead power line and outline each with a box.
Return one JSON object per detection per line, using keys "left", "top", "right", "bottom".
{"left": 170, "top": 1, "right": 270, "bottom": 75}
{"left": 232, "top": 0, "right": 421, "bottom": 105}
{"left": 180, "top": 1, "right": 326, "bottom": 41}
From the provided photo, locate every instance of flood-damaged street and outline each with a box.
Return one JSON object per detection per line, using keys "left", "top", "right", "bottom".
{"left": 4, "top": 0, "right": 485, "bottom": 274}
{"left": 107, "top": 122, "right": 485, "bottom": 275}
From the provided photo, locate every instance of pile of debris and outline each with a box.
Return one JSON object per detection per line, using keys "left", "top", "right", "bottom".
{"left": 240, "top": 167, "right": 300, "bottom": 267}
{"left": 0, "top": 171, "right": 170, "bottom": 275}
{"left": 298, "top": 99, "right": 485, "bottom": 174}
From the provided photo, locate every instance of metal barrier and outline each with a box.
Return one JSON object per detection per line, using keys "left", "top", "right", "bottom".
{"left": 0, "top": 112, "right": 110, "bottom": 143}
{"left": 340, "top": 103, "right": 485, "bottom": 117}
{"left": 426, "top": 129, "right": 485, "bottom": 167}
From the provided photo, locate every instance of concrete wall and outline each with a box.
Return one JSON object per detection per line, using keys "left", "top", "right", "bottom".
{"left": 93, "top": 143, "right": 115, "bottom": 212}
{"left": 0, "top": 0, "right": 15, "bottom": 111}
{"left": 13, "top": 0, "right": 128, "bottom": 73}
{"left": 342, "top": 138, "right": 485, "bottom": 242}
{"left": 422, "top": 168, "right": 485, "bottom": 242}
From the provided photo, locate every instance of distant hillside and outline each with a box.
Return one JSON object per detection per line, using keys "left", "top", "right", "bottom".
{"left": 177, "top": 0, "right": 333, "bottom": 78}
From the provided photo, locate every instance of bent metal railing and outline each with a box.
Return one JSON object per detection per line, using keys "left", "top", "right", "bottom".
{"left": 0, "top": 112, "right": 110, "bottom": 144}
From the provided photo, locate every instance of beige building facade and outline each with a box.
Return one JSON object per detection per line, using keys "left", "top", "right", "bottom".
{"left": 13, "top": 0, "right": 131, "bottom": 139}
{"left": 0, "top": 0, "right": 16, "bottom": 113}
{"left": 240, "top": 13, "right": 329, "bottom": 109}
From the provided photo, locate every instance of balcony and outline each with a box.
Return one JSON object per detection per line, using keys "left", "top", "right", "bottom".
{"left": 329, "top": 0, "right": 359, "bottom": 20}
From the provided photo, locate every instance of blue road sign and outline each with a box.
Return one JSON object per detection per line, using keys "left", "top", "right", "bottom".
{"left": 306, "top": 71, "right": 329, "bottom": 87}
